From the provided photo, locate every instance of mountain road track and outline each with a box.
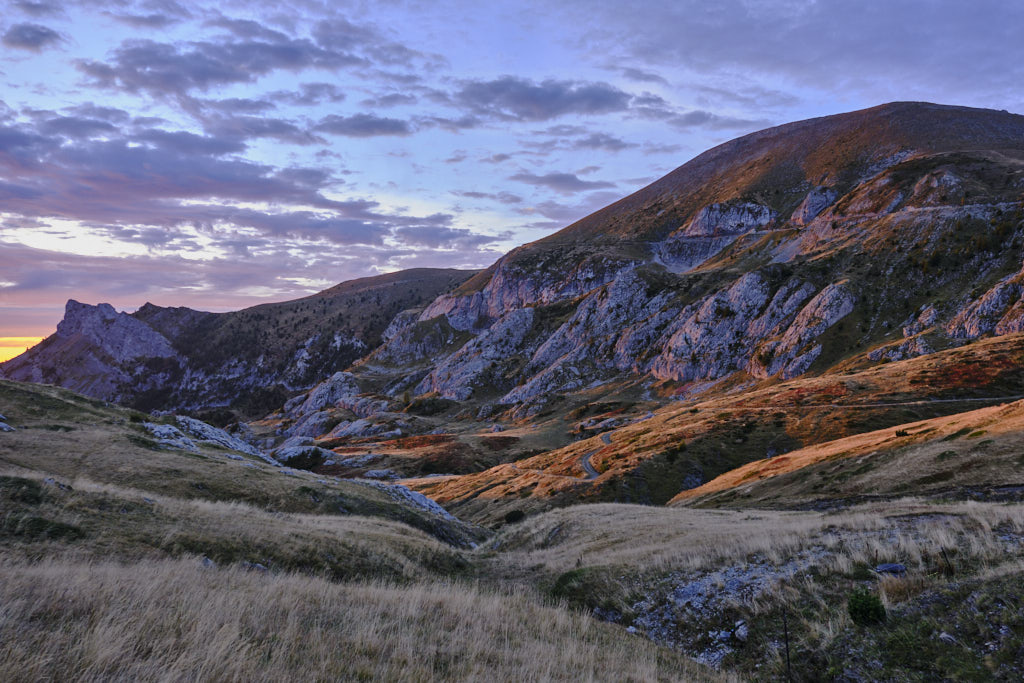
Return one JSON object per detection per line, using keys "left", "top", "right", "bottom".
{"left": 580, "top": 450, "right": 600, "bottom": 480}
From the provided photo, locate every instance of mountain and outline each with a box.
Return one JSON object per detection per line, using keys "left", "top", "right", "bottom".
{"left": 253, "top": 102, "right": 1024, "bottom": 511}
{"left": 362, "top": 102, "right": 1024, "bottom": 406}
{"left": 7, "top": 102, "right": 1024, "bottom": 509}
{"left": 0, "top": 268, "right": 475, "bottom": 418}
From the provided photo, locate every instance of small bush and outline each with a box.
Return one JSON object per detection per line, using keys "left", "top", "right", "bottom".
{"left": 503, "top": 510, "right": 526, "bottom": 524}
{"left": 848, "top": 587, "right": 886, "bottom": 626}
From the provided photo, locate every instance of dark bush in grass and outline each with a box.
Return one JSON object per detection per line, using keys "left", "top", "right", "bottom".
{"left": 504, "top": 510, "right": 526, "bottom": 524}
{"left": 848, "top": 586, "right": 886, "bottom": 626}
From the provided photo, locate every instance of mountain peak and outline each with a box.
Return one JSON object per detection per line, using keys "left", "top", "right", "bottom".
{"left": 548, "top": 101, "right": 1024, "bottom": 244}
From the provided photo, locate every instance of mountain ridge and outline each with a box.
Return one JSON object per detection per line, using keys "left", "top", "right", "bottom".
{"left": 6, "top": 102, "right": 1024, "bottom": 511}
{"left": 1, "top": 268, "right": 476, "bottom": 417}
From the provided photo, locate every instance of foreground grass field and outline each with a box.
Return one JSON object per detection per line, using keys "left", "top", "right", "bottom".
{"left": 0, "top": 559, "right": 718, "bottom": 682}
{"left": 4, "top": 377, "right": 1024, "bottom": 680}
{"left": 0, "top": 379, "right": 720, "bottom": 681}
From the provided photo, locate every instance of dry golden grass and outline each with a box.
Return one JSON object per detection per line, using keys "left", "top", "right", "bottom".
{"left": 0, "top": 379, "right": 482, "bottom": 547}
{"left": 673, "top": 399, "right": 1024, "bottom": 505}
{"left": 490, "top": 499, "right": 1024, "bottom": 577}
{"left": 0, "top": 470, "right": 465, "bottom": 581}
{"left": 0, "top": 557, "right": 721, "bottom": 682}
{"left": 407, "top": 334, "right": 1024, "bottom": 519}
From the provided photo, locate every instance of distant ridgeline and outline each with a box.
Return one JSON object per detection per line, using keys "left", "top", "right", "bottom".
{"left": 0, "top": 269, "right": 474, "bottom": 418}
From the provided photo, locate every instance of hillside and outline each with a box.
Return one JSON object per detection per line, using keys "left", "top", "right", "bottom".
{"left": 3, "top": 378, "right": 1024, "bottom": 680}
{"left": 0, "top": 268, "right": 475, "bottom": 418}
{"left": 0, "top": 378, "right": 718, "bottom": 681}
{"left": 236, "top": 102, "right": 1024, "bottom": 515}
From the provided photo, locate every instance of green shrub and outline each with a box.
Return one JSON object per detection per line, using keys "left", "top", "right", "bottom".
{"left": 848, "top": 586, "right": 886, "bottom": 626}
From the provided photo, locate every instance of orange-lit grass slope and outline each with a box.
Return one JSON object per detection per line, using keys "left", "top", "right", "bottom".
{"left": 407, "top": 333, "right": 1024, "bottom": 521}
{"left": 672, "top": 398, "right": 1024, "bottom": 507}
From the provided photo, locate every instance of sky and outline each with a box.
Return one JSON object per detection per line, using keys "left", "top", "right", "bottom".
{"left": 2, "top": 0, "right": 1023, "bottom": 360}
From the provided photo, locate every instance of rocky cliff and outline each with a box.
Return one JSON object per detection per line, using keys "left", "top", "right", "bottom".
{"left": 260, "top": 103, "right": 1024, "bottom": 485}
{"left": 1, "top": 269, "right": 475, "bottom": 416}
{"left": 322, "top": 103, "right": 1024, "bottom": 414}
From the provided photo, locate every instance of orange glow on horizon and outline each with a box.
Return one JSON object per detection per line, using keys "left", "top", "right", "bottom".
{"left": 0, "top": 337, "right": 44, "bottom": 363}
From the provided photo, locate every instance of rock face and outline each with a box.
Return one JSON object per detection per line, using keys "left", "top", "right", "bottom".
{"left": 416, "top": 308, "right": 536, "bottom": 400}
{"left": 344, "top": 102, "right": 1024, "bottom": 418}
{"left": 1, "top": 269, "right": 475, "bottom": 414}
{"left": 791, "top": 187, "right": 838, "bottom": 225}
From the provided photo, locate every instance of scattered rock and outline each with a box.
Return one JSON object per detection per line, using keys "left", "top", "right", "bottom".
{"left": 354, "top": 480, "right": 458, "bottom": 521}
{"left": 0, "top": 422, "right": 14, "bottom": 432}
{"left": 938, "top": 631, "right": 959, "bottom": 646}
{"left": 363, "top": 469, "right": 399, "bottom": 480}
{"left": 734, "top": 620, "right": 749, "bottom": 643}
{"left": 241, "top": 561, "right": 268, "bottom": 573}
{"left": 143, "top": 422, "right": 199, "bottom": 452}
{"left": 274, "top": 445, "right": 334, "bottom": 467}
{"left": 200, "top": 556, "right": 217, "bottom": 569}
{"left": 875, "top": 563, "right": 907, "bottom": 577}
{"left": 42, "top": 477, "right": 72, "bottom": 491}
{"left": 176, "top": 416, "right": 276, "bottom": 464}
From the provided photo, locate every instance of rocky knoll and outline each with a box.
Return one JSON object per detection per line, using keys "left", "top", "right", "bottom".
{"left": 1, "top": 269, "right": 474, "bottom": 416}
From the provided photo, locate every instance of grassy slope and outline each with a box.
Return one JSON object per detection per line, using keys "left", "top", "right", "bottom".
{"left": 407, "top": 334, "right": 1024, "bottom": 523}
{"left": 672, "top": 399, "right": 1024, "bottom": 508}
{"left": 482, "top": 499, "right": 1024, "bottom": 680}
{"left": 0, "top": 378, "right": 718, "bottom": 681}
{"left": 0, "top": 559, "right": 714, "bottom": 683}
{"left": 4, "top": 376, "right": 1024, "bottom": 680}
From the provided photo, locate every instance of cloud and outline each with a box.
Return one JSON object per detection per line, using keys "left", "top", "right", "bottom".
{"left": 618, "top": 67, "right": 669, "bottom": 85}
{"left": 199, "top": 114, "right": 322, "bottom": 145}
{"left": 312, "top": 18, "right": 443, "bottom": 69}
{"left": 77, "top": 36, "right": 361, "bottom": 97}
{"left": 451, "top": 190, "right": 523, "bottom": 204}
{"left": 12, "top": 2, "right": 61, "bottom": 17}
{"left": 314, "top": 113, "right": 412, "bottom": 137}
{"left": 665, "top": 110, "right": 769, "bottom": 130}
{"left": 560, "top": 0, "right": 1024, "bottom": 110}
{"left": 570, "top": 132, "right": 638, "bottom": 152}
{"left": 513, "top": 190, "right": 623, "bottom": 228}
{"left": 508, "top": 171, "right": 616, "bottom": 194}
{"left": 65, "top": 103, "right": 131, "bottom": 124}
{"left": 109, "top": 13, "right": 187, "bottom": 29}
{"left": 197, "top": 97, "right": 277, "bottom": 115}
{"left": 361, "top": 92, "right": 418, "bottom": 108}
{"left": 456, "top": 76, "right": 633, "bottom": 121}
{"left": 134, "top": 128, "right": 247, "bottom": 155}
{"left": 38, "top": 116, "right": 118, "bottom": 139}
{"left": 393, "top": 225, "right": 508, "bottom": 249}
{"left": 277, "top": 82, "right": 347, "bottom": 105}
{"left": 417, "top": 114, "right": 481, "bottom": 132}
{"left": 2, "top": 23, "right": 62, "bottom": 51}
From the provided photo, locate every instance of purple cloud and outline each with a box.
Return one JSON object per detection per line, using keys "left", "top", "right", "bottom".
{"left": 314, "top": 113, "right": 412, "bottom": 137}
{"left": 508, "top": 171, "right": 616, "bottom": 194}
{"left": 2, "top": 23, "right": 62, "bottom": 51}
{"left": 456, "top": 76, "right": 633, "bottom": 121}
{"left": 77, "top": 37, "right": 361, "bottom": 97}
